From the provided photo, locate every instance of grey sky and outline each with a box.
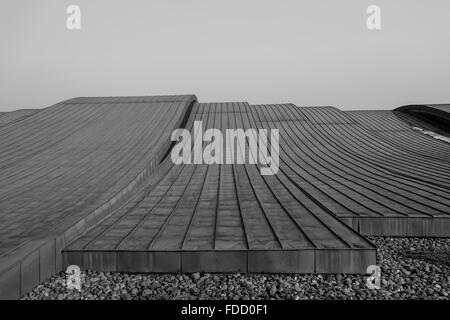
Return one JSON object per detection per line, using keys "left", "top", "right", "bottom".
{"left": 1, "top": 0, "right": 450, "bottom": 111}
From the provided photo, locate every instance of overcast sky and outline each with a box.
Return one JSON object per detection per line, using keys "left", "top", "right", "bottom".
{"left": 1, "top": 0, "right": 450, "bottom": 111}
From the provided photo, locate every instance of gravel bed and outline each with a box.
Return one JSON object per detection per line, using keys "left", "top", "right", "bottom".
{"left": 22, "top": 237, "right": 450, "bottom": 300}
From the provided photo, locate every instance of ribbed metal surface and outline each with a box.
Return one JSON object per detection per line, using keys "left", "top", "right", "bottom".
{"left": 2, "top": 97, "right": 450, "bottom": 298}
{"left": 0, "top": 96, "right": 195, "bottom": 257}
